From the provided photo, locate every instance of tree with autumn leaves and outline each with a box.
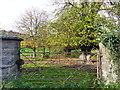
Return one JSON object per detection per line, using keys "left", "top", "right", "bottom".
{"left": 16, "top": 1, "right": 119, "bottom": 59}
{"left": 50, "top": 1, "right": 119, "bottom": 58}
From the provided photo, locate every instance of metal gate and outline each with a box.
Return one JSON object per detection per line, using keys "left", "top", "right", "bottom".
{"left": 19, "top": 48, "right": 100, "bottom": 87}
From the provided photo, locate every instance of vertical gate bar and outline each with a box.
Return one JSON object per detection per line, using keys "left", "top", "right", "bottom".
{"left": 97, "top": 52, "right": 99, "bottom": 79}
{"left": 99, "top": 53, "right": 102, "bottom": 80}
{"left": 58, "top": 53, "right": 60, "bottom": 65}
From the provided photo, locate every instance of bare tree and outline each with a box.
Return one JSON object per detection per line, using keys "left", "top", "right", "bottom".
{"left": 16, "top": 8, "right": 49, "bottom": 58}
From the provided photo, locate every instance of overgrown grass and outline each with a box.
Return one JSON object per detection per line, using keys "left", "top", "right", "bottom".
{"left": 5, "top": 67, "right": 96, "bottom": 88}
{"left": 6, "top": 48, "right": 118, "bottom": 88}
{"left": 4, "top": 60, "right": 119, "bottom": 89}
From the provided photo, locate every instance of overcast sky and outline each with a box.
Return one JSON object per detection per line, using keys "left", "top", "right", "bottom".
{"left": 0, "top": 0, "right": 56, "bottom": 31}
{"left": 0, "top": 0, "right": 119, "bottom": 31}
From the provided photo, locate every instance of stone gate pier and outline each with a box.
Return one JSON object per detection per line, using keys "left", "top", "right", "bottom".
{"left": 0, "top": 35, "right": 23, "bottom": 83}
{"left": 99, "top": 43, "right": 120, "bottom": 85}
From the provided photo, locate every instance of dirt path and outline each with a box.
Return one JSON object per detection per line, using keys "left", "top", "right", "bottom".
{"left": 23, "top": 55, "right": 97, "bottom": 71}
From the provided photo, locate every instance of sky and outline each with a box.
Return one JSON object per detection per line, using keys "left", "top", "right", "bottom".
{"left": 0, "top": 0, "right": 56, "bottom": 31}
{"left": 0, "top": 0, "right": 119, "bottom": 31}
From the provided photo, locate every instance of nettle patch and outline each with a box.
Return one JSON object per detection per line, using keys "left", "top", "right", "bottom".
{"left": 101, "top": 33, "right": 120, "bottom": 60}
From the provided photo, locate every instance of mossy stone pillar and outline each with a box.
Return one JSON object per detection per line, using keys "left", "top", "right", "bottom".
{"left": 99, "top": 43, "right": 120, "bottom": 85}
{"left": 0, "top": 35, "right": 23, "bottom": 83}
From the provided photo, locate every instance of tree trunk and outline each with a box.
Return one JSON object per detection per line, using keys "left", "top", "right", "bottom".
{"left": 67, "top": 49, "right": 71, "bottom": 55}
{"left": 86, "top": 54, "right": 93, "bottom": 64}
{"left": 79, "top": 51, "right": 93, "bottom": 64}
{"left": 33, "top": 47, "right": 37, "bottom": 58}
{"left": 43, "top": 46, "right": 45, "bottom": 56}
{"left": 79, "top": 51, "right": 87, "bottom": 63}
{"left": 48, "top": 47, "right": 50, "bottom": 55}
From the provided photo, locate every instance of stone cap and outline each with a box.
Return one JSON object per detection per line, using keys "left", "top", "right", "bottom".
{"left": 0, "top": 34, "right": 23, "bottom": 41}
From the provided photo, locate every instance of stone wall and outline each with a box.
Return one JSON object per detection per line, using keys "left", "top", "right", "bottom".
{"left": 0, "top": 35, "right": 23, "bottom": 83}
{"left": 99, "top": 43, "right": 120, "bottom": 84}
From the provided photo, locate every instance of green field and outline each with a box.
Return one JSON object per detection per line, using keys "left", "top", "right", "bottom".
{"left": 20, "top": 48, "right": 99, "bottom": 59}
{"left": 20, "top": 48, "right": 49, "bottom": 56}
{"left": 20, "top": 48, "right": 50, "bottom": 52}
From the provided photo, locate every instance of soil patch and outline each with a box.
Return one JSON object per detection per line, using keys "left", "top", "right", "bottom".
{"left": 24, "top": 60, "right": 40, "bottom": 64}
